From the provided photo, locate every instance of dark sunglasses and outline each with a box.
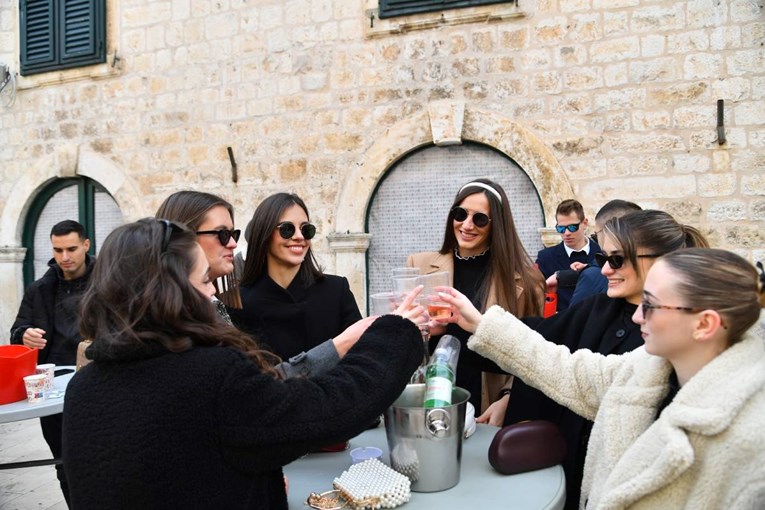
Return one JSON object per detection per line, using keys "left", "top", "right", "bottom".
{"left": 276, "top": 222, "right": 316, "bottom": 240}
{"left": 452, "top": 207, "right": 491, "bottom": 228}
{"left": 555, "top": 223, "right": 581, "bottom": 234}
{"left": 640, "top": 301, "right": 701, "bottom": 320}
{"left": 158, "top": 219, "right": 184, "bottom": 252}
{"left": 594, "top": 252, "right": 663, "bottom": 270}
{"left": 196, "top": 229, "right": 241, "bottom": 246}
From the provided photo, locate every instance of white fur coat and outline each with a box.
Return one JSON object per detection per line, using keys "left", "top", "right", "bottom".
{"left": 469, "top": 307, "right": 765, "bottom": 509}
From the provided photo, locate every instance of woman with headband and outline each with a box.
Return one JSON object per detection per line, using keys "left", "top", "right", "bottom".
{"left": 407, "top": 178, "right": 545, "bottom": 415}
{"left": 232, "top": 193, "right": 364, "bottom": 366}
{"left": 63, "top": 218, "right": 425, "bottom": 509}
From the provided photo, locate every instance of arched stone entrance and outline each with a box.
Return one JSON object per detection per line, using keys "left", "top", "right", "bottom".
{"left": 329, "top": 101, "right": 573, "bottom": 312}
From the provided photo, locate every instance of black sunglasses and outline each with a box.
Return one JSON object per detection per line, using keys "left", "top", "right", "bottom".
{"left": 276, "top": 222, "right": 316, "bottom": 240}
{"left": 158, "top": 219, "right": 184, "bottom": 252}
{"left": 594, "top": 252, "right": 663, "bottom": 270}
{"left": 196, "top": 229, "right": 241, "bottom": 246}
{"left": 452, "top": 207, "right": 491, "bottom": 228}
{"left": 555, "top": 223, "right": 581, "bottom": 234}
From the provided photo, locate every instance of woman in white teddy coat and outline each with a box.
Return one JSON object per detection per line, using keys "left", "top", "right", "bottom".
{"left": 438, "top": 248, "right": 765, "bottom": 509}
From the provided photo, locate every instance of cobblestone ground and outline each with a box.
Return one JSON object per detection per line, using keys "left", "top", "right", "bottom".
{"left": 0, "top": 419, "right": 66, "bottom": 509}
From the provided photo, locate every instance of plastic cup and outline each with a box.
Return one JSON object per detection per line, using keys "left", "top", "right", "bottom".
{"left": 36, "top": 363, "right": 55, "bottom": 391}
{"left": 418, "top": 272, "right": 451, "bottom": 319}
{"left": 369, "top": 292, "right": 405, "bottom": 316}
{"left": 23, "top": 374, "right": 46, "bottom": 403}
{"left": 350, "top": 446, "right": 383, "bottom": 464}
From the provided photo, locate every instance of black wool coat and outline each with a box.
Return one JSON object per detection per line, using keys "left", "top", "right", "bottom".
{"left": 230, "top": 274, "right": 362, "bottom": 362}
{"left": 504, "top": 293, "right": 641, "bottom": 510}
{"left": 62, "top": 315, "right": 423, "bottom": 510}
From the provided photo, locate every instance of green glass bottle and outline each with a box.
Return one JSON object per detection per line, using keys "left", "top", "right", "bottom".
{"left": 423, "top": 336, "right": 460, "bottom": 408}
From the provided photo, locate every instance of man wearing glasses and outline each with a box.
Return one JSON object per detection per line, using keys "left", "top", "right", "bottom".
{"left": 535, "top": 199, "right": 599, "bottom": 312}
{"left": 10, "top": 219, "right": 94, "bottom": 507}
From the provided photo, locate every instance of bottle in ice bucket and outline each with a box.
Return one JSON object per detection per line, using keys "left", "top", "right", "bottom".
{"left": 423, "top": 335, "right": 460, "bottom": 408}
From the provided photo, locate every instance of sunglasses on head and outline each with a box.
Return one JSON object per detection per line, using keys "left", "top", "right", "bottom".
{"left": 276, "top": 222, "right": 317, "bottom": 240}
{"left": 594, "top": 252, "right": 663, "bottom": 270}
{"left": 196, "top": 228, "right": 241, "bottom": 246}
{"left": 158, "top": 219, "right": 184, "bottom": 252}
{"left": 555, "top": 223, "right": 581, "bottom": 234}
{"left": 452, "top": 207, "right": 491, "bottom": 228}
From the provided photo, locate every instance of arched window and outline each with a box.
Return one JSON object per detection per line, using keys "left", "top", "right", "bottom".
{"left": 366, "top": 142, "right": 544, "bottom": 306}
{"left": 22, "top": 177, "right": 122, "bottom": 286}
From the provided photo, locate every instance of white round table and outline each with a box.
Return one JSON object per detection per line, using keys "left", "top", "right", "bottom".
{"left": 284, "top": 423, "right": 566, "bottom": 509}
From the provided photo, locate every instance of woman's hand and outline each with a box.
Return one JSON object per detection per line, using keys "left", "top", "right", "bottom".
{"left": 476, "top": 394, "right": 509, "bottom": 427}
{"left": 393, "top": 285, "right": 427, "bottom": 327}
{"left": 432, "top": 286, "right": 483, "bottom": 333}
{"left": 333, "top": 316, "right": 377, "bottom": 358}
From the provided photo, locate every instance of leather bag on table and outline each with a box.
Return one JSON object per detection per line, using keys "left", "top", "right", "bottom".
{"left": 488, "top": 420, "right": 567, "bottom": 475}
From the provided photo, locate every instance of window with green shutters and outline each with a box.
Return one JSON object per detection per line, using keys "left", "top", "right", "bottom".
{"left": 20, "top": 0, "right": 106, "bottom": 76}
{"left": 378, "top": 0, "right": 509, "bottom": 19}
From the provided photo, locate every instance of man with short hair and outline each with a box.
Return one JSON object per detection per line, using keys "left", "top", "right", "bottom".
{"left": 10, "top": 219, "right": 94, "bottom": 507}
{"left": 536, "top": 199, "right": 600, "bottom": 311}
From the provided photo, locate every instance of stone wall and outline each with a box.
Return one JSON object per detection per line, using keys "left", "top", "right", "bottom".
{"left": 0, "top": 0, "right": 763, "bottom": 332}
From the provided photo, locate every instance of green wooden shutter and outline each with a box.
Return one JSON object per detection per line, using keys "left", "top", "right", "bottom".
{"left": 379, "top": 0, "right": 507, "bottom": 19}
{"left": 60, "top": 0, "right": 103, "bottom": 63}
{"left": 20, "top": 0, "right": 56, "bottom": 73}
{"left": 20, "top": 0, "right": 106, "bottom": 75}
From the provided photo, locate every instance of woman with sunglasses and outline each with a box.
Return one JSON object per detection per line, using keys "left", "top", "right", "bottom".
{"left": 490, "top": 209, "right": 708, "bottom": 509}
{"left": 438, "top": 247, "right": 764, "bottom": 509}
{"left": 62, "top": 219, "right": 426, "bottom": 509}
{"left": 407, "top": 178, "right": 545, "bottom": 415}
{"left": 157, "top": 191, "right": 357, "bottom": 380}
{"left": 232, "top": 193, "right": 363, "bottom": 364}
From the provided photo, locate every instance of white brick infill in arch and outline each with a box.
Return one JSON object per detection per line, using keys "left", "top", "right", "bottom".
{"left": 0, "top": 145, "right": 146, "bottom": 341}
{"left": 331, "top": 101, "right": 575, "bottom": 313}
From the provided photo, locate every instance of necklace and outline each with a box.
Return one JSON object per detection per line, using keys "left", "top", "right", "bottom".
{"left": 454, "top": 247, "right": 489, "bottom": 261}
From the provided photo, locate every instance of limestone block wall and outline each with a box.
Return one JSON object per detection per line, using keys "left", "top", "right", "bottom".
{"left": 0, "top": 0, "right": 763, "bottom": 332}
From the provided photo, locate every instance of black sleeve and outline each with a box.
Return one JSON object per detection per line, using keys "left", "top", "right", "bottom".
{"left": 10, "top": 285, "right": 38, "bottom": 344}
{"left": 217, "top": 314, "right": 423, "bottom": 474}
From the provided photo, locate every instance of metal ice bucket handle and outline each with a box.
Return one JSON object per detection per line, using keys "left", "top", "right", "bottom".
{"left": 425, "top": 408, "right": 451, "bottom": 437}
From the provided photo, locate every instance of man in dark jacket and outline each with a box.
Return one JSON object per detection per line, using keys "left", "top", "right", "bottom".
{"left": 10, "top": 219, "right": 94, "bottom": 507}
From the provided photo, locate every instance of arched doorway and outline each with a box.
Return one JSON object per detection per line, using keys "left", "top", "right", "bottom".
{"left": 23, "top": 177, "right": 123, "bottom": 285}
{"left": 365, "top": 142, "right": 544, "bottom": 305}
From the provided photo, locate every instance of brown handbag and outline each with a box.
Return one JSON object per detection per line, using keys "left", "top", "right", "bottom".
{"left": 488, "top": 420, "right": 567, "bottom": 475}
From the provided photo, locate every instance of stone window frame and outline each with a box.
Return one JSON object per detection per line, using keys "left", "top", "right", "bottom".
{"left": 13, "top": 0, "right": 121, "bottom": 90}
{"left": 363, "top": 0, "right": 529, "bottom": 38}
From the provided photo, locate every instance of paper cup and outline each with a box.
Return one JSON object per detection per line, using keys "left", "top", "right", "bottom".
{"left": 36, "top": 363, "right": 55, "bottom": 391}
{"left": 23, "top": 374, "right": 46, "bottom": 403}
{"left": 350, "top": 446, "right": 383, "bottom": 464}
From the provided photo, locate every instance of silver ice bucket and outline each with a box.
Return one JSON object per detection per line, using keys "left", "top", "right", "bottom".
{"left": 383, "top": 384, "right": 470, "bottom": 492}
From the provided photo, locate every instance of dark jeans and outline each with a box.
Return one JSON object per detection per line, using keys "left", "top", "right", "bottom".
{"left": 40, "top": 413, "right": 70, "bottom": 507}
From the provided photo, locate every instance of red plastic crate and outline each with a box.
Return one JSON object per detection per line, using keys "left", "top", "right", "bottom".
{"left": 0, "top": 345, "right": 39, "bottom": 405}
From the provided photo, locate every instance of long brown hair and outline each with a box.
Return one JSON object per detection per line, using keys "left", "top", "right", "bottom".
{"left": 240, "top": 193, "right": 324, "bottom": 287}
{"left": 79, "top": 219, "right": 279, "bottom": 377}
{"left": 439, "top": 178, "right": 544, "bottom": 315}
{"left": 661, "top": 248, "right": 762, "bottom": 345}
{"left": 156, "top": 191, "right": 242, "bottom": 308}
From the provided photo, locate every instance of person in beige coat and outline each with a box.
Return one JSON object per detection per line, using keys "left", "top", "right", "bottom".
{"left": 439, "top": 248, "right": 765, "bottom": 509}
{"left": 407, "top": 178, "right": 544, "bottom": 417}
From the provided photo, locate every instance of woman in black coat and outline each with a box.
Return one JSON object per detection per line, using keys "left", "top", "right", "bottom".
{"left": 62, "top": 219, "right": 424, "bottom": 510}
{"left": 231, "top": 193, "right": 362, "bottom": 361}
